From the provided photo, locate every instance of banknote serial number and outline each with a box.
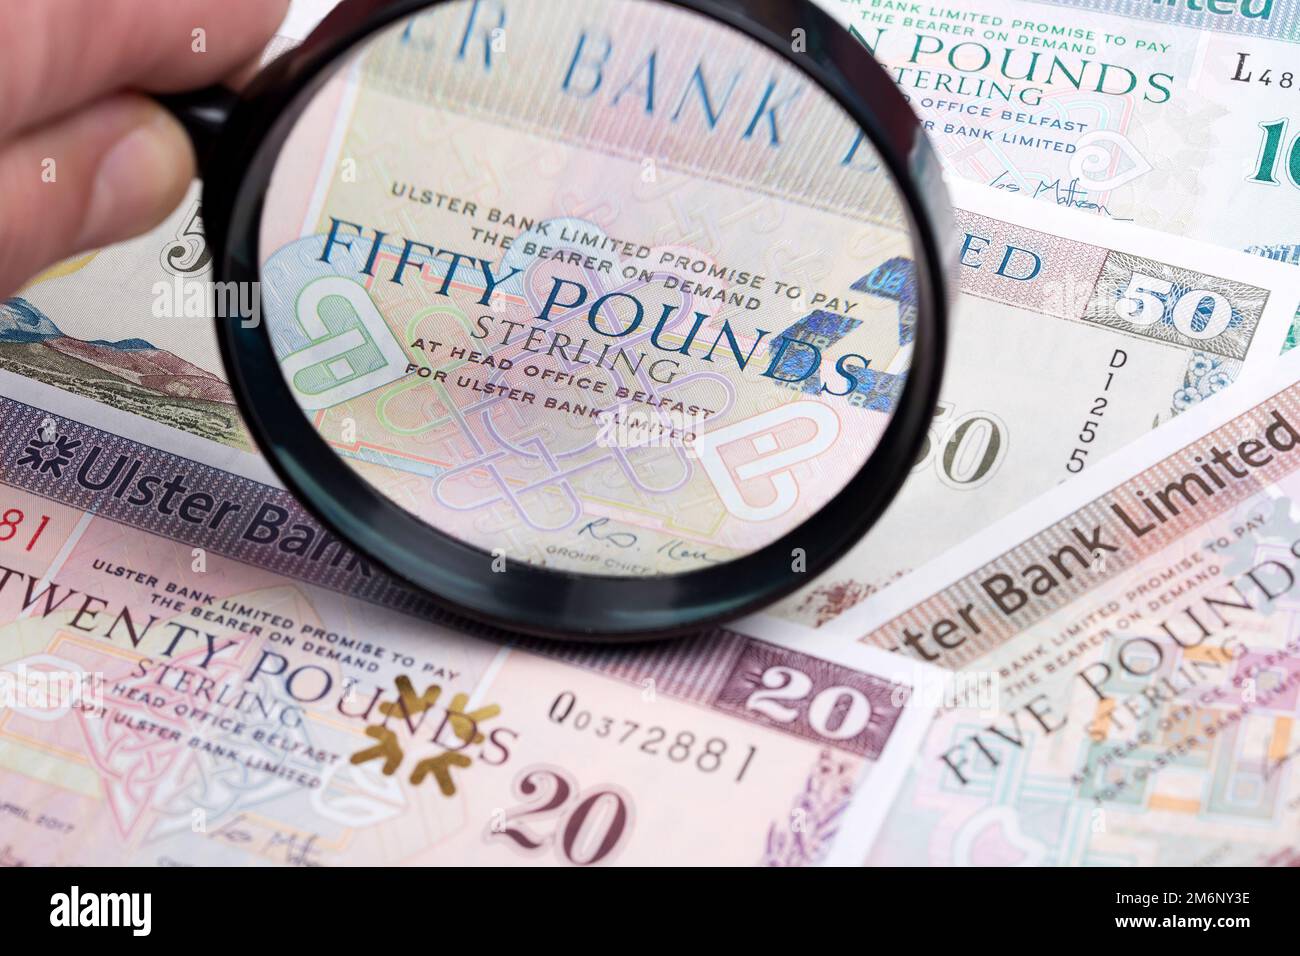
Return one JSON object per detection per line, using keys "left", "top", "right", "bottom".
{"left": 1064, "top": 348, "right": 1127, "bottom": 475}
{"left": 548, "top": 691, "right": 757, "bottom": 781}
{"left": 1231, "top": 53, "right": 1295, "bottom": 91}
{"left": 0, "top": 508, "right": 51, "bottom": 552}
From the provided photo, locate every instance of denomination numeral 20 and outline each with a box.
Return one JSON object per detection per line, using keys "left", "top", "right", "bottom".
{"left": 746, "top": 666, "right": 874, "bottom": 741}
{"left": 489, "top": 766, "right": 632, "bottom": 866}
{"left": 1250, "top": 119, "right": 1300, "bottom": 189}
{"left": 1115, "top": 273, "right": 1233, "bottom": 340}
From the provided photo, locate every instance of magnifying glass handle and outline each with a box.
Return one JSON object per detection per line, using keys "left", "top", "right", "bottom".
{"left": 155, "top": 86, "right": 238, "bottom": 172}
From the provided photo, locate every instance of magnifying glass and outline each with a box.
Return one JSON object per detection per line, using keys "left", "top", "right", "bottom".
{"left": 163, "top": 0, "right": 953, "bottom": 641}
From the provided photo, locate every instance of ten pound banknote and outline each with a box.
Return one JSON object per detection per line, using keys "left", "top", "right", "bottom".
{"left": 0, "top": 372, "right": 935, "bottom": 866}
{"left": 795, "top": 344, "right": 1300, "bottom": 865}
{"left": 771, "top": 179, "right": 1300, "bottom": 625}
{"left": 819, "top": 0, "right": 1300, "bottom": 269}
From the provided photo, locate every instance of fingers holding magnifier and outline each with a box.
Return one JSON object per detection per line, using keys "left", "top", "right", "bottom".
{"left": 0, "top": 0, "right": 290, "bottom": 140}
{"left": 0, "top": 0, "right": 287, "bottom": 299}
{"left": 0, "top": 94, "right": 196, "bottom": 301}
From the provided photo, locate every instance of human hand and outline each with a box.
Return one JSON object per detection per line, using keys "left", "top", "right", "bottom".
{"left": 0, "top": 0, "right": 289, "bottom": 300}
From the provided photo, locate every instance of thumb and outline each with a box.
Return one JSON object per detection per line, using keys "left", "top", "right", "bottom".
{"left": 0, "top": 94, "right": 195, "bottom": 299}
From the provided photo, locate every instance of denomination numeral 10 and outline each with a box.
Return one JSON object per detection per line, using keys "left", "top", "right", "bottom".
{"left": 1250, "top": 119, "right": 1300, "bottom": 189}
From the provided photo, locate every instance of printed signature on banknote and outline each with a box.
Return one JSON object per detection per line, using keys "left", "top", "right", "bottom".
{"left": 988, "top": 171, "right": 1133, "bottom": 221}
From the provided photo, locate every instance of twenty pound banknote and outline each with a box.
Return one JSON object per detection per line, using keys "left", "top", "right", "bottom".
{"left": 0, "top": 373, "right": 934, "bottom": 866}
{"left": 820, "top": 0, "right": 1300, "bottom": 267}
{"left": 771, "top": 178, "right": 1300, "bottom": 625}
{"left": 796, "top": 344, "right": 1300, "bottom": 865}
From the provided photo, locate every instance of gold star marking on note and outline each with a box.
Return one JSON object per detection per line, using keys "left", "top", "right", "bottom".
{"left": 349, "top": 676, "right": 501, "bottom": 796}
{"left": 351, "top": 725, "right": 403, "bottom": 775}
{"left": 446, "top": 693, "right": 501, "bottom": 745}
{"left": 409, "top": 751, "right": 474, "bottom": 795}
{"left": 378, "top": 675, "right": 441, "bottom": 719}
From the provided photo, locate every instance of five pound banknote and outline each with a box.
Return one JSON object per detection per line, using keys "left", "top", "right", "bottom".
{"left": 798, "top": 344, "right": 1300, "bottom": 864}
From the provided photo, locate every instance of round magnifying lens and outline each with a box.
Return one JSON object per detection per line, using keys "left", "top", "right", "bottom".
{"left": 216, "top": 0, "right": 950, "bottom": 640}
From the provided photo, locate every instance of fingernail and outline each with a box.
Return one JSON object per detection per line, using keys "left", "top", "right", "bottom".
{"left": 78, "top": 108, "right": 193, "bottom": 250}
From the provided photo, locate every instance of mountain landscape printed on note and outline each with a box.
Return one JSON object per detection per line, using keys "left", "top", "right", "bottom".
{"left": 0, "top": 298, "right": 247, "bottom": 447}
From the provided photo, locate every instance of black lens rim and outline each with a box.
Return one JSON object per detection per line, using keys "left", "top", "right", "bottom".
{"left": 207, "top": 0, "right": 952, "bottom": 642}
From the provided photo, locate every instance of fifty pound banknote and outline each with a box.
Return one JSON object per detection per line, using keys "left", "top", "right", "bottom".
{"left": 770, "top": 179, "right": 1300, "bottom": 626}
{"left": 13, "top": 0, "right": 922, "bottom": 578}
{"left": 256, "top": 0, "right": 919, "bottom": 577}
{"left": 818, "top": 0, "right": 1300, "bottom": 267}
{"left": 806, "top": 345, "right": 1300, "bottom": 865}
{"left": 0, "top": 374, "right": 934, "bottom": 866}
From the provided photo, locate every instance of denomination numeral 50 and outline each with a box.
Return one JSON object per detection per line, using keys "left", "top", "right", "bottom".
{"left": 912, "top": 400, "right": 1008, "bottom": 490}
{"left": 1114, "top": 273, "right": 1233, "bottom": 340}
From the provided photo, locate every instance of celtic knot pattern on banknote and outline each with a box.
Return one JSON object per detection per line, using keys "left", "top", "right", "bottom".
{"left": 264, "top": 229, "right": 746, "bottom": 541}
{"left": 146, "top": 674, "right": 328, "bottom": 847}
{"left": 77, "top": 643, "right": 248, "bottom": 839}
